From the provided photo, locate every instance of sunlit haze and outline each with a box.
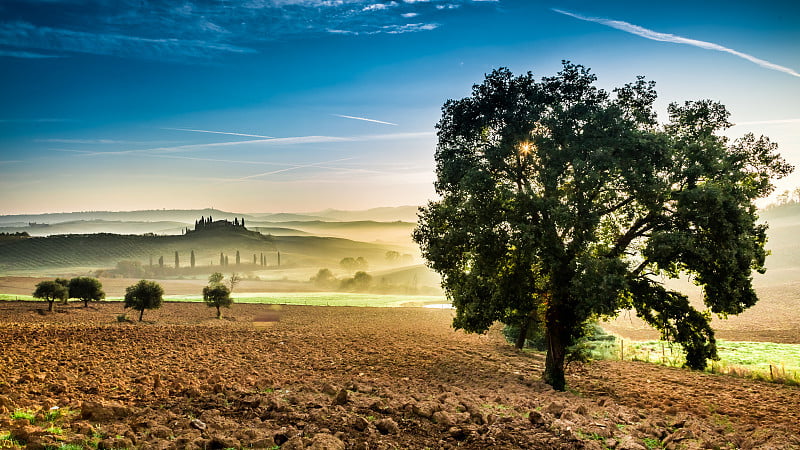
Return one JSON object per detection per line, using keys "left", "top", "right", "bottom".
{"left": 1, "top": 0, "right": 798, "bottom": 214}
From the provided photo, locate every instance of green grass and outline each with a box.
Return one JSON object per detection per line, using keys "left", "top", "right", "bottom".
{"left": 0, "top": 431, "right": 22, "bottom": 446}
{"left": 0, "top": 294, "right": 34, "bottom": 301}
{"left": 163, "top": 292, "right": 445, "bottom": 308}
{"left": 589, "top": 337, "right": 800, "bottom": 386}
{"left": 10, "top": 409, "right": 36, "bottom": 424}
{"left": 642, "top": 437, "right": 664, "bottom": 449}
{"left": 2, "top": 291, "right": 445, "bottom": 308}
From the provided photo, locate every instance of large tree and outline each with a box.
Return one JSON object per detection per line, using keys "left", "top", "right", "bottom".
{"left": 124, "top": 280, "right": 164, "bottom": 322}
{"left": 413, "top": 63, "right": 792, "bottom": 391}
{"left": 33, "top": 280, "right": 68, "bottom": 311}
{"left": 68, "top": 276, "right": 105, "bottom": 308}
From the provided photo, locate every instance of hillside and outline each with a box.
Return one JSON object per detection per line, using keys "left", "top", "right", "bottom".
{"left": 0, "top": 226, "right": 397, "bottom": 275}
{"left": 0, "top": 219, "right": 189, "bottom": 237}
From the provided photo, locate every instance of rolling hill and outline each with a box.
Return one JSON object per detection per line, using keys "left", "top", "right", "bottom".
{"left": 0, "top": 225, "right": 399, "bottom": 275}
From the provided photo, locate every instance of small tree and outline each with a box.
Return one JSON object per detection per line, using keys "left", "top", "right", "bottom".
{"left": 190, "top": 250, "right": 196, "bottom": 268}
{"left": 158, "top": 256, "right": 164, "bottom": 268}
{"left": 55, "top": 277, "right": 70, "bottom": 304}
{"left": 227, "top": 272, "right": 241, "bottom": 292}
{"left": 220, "top": 252, "right": 224, "bottom": 266}
{"left": 311, "top": 268, "right": 337, "bottom": 289}
{"left": 235, "top": 250, "right": 241, "bottom": 265}
{"left": 203, "top": 283, "right": 233, "bottom": 319}
{"left": 385, "top": 251, "right": 400, "bottom": 263}
{"left": 124, "top": 280, "right": 164, "bottom": 322}
{"left": 174, "top": 251, "right": 180, "bottom": 269}
{"left": 33, "top": 280, "right": 68, "bottom": 311}
{"left": 208, "top": 272, "right": 224, "bottom": 284}
{"left": 68, "top": 277, "right": 105, "bottom": 307}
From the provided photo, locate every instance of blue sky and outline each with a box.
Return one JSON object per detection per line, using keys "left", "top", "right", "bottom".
{"left": 1, "top": 0, "right": 798, "bottom": 214}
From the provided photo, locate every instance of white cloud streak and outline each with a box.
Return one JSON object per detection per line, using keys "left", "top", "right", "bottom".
{"left": 0, "top": 21, "right": 256, "bottom": 60}
{"left": 0, "top": 49, "right": 63, "bottom": 59}
{"left": 552, "top": 9, "right": 800, "bottom": 79}
{"left": 333, "top": 114, "right": 399, "bottom": 126}
{"left": 163, "top": 127, "right": 275, "bottom": 139}
{"left": 231, "top": 157, "right": 355, "bottom": 182}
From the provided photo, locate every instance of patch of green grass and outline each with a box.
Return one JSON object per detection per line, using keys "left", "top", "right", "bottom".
{"left": 45, "top": 426, "right": 63, "bottom": 435}
{"left": 0, "top": 294, "right": 34, "bottom": 301}
{"left": 0, "top": 432, "right": 23, "bottom": 446}
{"left": 591, "top": 335, "right": 800, "bottom": 386}
{"left": 162, "top": 292, "right": 446, "bottom": 308}
{"left": 642, "top": 437, "right": 664, "bottom": 449}
{"left": 56, "top": 445, "right": 84, "bottom": 450}
{"left": 576, "top": 430, "right": 604, "bottom": 441}
{"left": 10, "top": 409, "right": 36, "bottom": 424}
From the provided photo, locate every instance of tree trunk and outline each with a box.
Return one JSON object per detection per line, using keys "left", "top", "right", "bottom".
{"left": 139, "top": 308, "right": 144, "bottom": 322}
{"left": 544, "top": 323, "right": 568, "bottom": 391}
{"left": 84, "top": 300, "right": 89, "bottom": 308}
{"left": 515, "top": 314, "right": 532, "bottom": 350}
{"left": 216, "top": 306, "right": 221, "bottom": 319}
{"left": 48, "top": 300, "right": 54, "bottom": 311}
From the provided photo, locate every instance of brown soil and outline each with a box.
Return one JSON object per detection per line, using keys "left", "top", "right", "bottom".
{"left": 1, "top": 302, "right": 798, "bottom": 449}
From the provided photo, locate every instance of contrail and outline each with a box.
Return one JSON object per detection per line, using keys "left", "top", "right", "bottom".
{"left": 332, "top": 114, "right": 398, "bottom": 126}
{"left": 163, "top": 127, "right": 275, "bottom": 139}
{"left": 552, "top": 9, "right": 800, "bottom": 79}
{"left": 232, "top": 158, "right": 356, "bottom": 182}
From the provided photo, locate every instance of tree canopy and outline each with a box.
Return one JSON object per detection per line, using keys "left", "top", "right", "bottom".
{"left": 68, "top": 276, "right": 105, "bottom": 307}
{"left": 33, "top": 280, "right": 68, "bottom": 311}
{"left": 413, "top": 62, "right": 792, "bottom": 391}
{"left": 124, "top": 279, "right": 164, "bottom": 322}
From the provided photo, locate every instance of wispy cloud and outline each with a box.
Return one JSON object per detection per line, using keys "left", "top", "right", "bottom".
{"left": 552, "top": 9, "right": 800, "bottom": 79}
{"left": 0, "top": 22, "right": 255, "bottom": 60}
{"left": 56, "top": 130, "right": 432, "bottom": 158}
{"left": 36, "top": 138, "right": 177, "bottom": 145}
{"left": 231, "top": 158, "right": 356, "bottom": 182}
{"left": 1, "top": 0, "right": 490, "bottom": 61}
{"left": 333, "top": 114, "right": 398, "bottom": 126}
{"left": 163, "top": 128, "right": 275, "bottom": 139}
{"left": 0, "top": 49, "right": 63, "bottom": 59}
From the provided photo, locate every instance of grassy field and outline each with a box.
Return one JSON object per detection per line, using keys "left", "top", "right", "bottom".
{"left": 587, "top": 337, "right": 800, "bottom": 386}
{"left": 161, "top": 292, "right": 445, "bottom": 307}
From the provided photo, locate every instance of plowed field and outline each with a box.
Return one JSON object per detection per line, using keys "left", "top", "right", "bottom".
{"left": 1, "top": 301, "right": 798, "bottom": 449}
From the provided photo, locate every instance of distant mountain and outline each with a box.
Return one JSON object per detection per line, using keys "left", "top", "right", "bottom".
{"left": 309, "top": 206, "right": 420, "bottom": 222}
{"left": 0, "top": 206, "right": 421, "bottom": 227}
{"left": 0, "top": 209, "right": 259, "bottom": 226}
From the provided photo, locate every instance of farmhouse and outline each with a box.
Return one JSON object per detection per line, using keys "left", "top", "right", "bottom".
{"left": 188, "top": 215, "right": 247, "bottom": 233}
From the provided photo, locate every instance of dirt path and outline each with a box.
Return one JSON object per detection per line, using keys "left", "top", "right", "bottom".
{"left": 0, "top": 301, "right": 798, "bottom": 449}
